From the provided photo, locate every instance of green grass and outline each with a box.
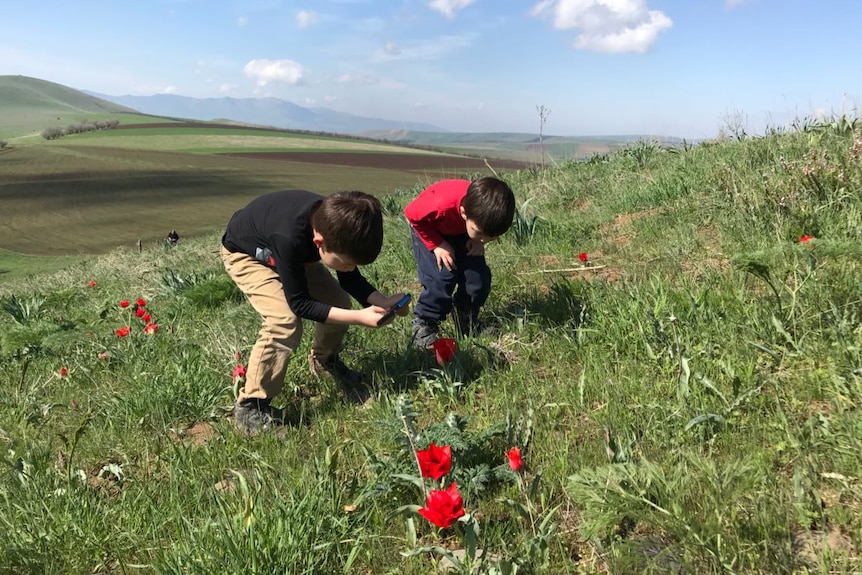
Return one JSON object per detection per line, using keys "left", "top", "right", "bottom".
{"left": 1, "top": 121, "right": 861, "bottom": 574}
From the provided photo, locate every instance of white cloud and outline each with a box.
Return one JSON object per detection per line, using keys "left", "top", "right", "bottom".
{"left": 324, "top": 95, "right": 338, "bottom": 103}
{"left": 530, "top": 0, "right": 672, "bottom": 53}
{"left": 725, "top": 0, "right": 747, "bottom": 8}
{"left": 428, "top": 0, "right": 477, "bottom": 19}
{"left": 297, "top": 10, "right": 318, "bottom": 28}
{"left": 219, "top": 83, "right": 238, "bottom": 93}
{"left": 237, "top": 16, "right": 248, "bottom": 27}
{"left": 304, "top": 97, "right": 317, "bottom": 105}
{"left": 243, "top": 59, "right": 304, "bottom": 86}
{"left": 372, "top": 34, "right": 475, "bottom": 62}
{"left": 337, "top": 73, "right": 379, "bottom": 84}
{"left": 160, "top": 86, "right": 178, "bottom": 94}
{"left": 383, "top": 40, "right": 402, "bottom": 56}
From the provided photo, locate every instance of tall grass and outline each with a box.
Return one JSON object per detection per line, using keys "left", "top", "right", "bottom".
{"left": 1, "top": 120, "right": 860, "bottom": 574}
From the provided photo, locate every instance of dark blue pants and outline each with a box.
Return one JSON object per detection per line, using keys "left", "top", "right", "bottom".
{"left": 411, "top": 228, "right": 491, "bottom": 323}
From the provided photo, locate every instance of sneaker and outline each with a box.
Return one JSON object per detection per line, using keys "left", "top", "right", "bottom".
{"left": 412, "top": 317, "right": 440, "bottom": 349}
{"left": 233, "top": 399, "right": 284, "bottom": 435}
{"left": 309, "top": 353, "right": 364, "bottom": 387}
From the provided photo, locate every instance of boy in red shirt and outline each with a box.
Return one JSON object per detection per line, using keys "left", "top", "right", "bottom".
{"left": 404, "top": 177, "right": 516, "bottom": 348}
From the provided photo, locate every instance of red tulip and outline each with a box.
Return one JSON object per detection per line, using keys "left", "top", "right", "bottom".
{"left": 135, "top": 307, "right": 147, "bottom": 318}
{"left": 579, "top": 252, "right": 588, "bottom": 263}
{"left": 233, "top": 365, "right": 247, "bottom": 383}
{"left": 87, "top": 280, "right": 96, "bottom": 288}
{"left": 136, "top": 298, "right": 147, "bottom": 307}
{"left": 120, "top": 300, "right": 130, "bottom": 308}
{"left": 141, "top": 313, "right": 152, "bottom": 322}
{"left": 416, "top": 442, "right": 452, "bottom": 480}
{"left": 431, "top": 338, "right": 457, "bottom": 365}
{"left": 59, "top": 366, "right": 68, "bottom": 378}
{"left": 799, "top": 235, "right": 814, "bottom": 243}
{"left": 116, "top": 326, "right": 131, "bottom": 337}
{"left": 507, "top": 447, "right": 523, "bottom": 472}
{"left": 144, "top": 323, "right": 159, "bottom": 335}
{"left": 418, "top": 483, "right": 465, "bottom": 529}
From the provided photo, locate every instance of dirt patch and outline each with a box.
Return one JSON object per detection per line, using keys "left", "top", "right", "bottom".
{"left": 169, "top": 421, "right": 217, "bottom": 446}
{"left": 601, "top": 207, "right": 665, "bottom": 235}
{"left": 218, "top": 151, "right": 530, "bottom": 172}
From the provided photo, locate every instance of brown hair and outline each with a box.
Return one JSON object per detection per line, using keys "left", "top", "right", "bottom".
{"left": 311, "top": 191, "right": 383, "bottom": 265}
{"left": 460, "top": 176, "right": 516, "bottom": 237}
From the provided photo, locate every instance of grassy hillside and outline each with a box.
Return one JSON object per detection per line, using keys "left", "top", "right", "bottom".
{"left": 1, "top": 120, "right": 860, "bottom": 573}
{"left": 0, "top": 75, "right": 149, "bottom": 139}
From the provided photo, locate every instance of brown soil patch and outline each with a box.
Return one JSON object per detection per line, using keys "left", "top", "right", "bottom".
{"left": 218, "top": 151, "right": 530, "bottom": 172}
{"left": 601, "top": 207, "right": 664, "bottom": 235}
{"left": 170, "top": 421, "right": 217, "bottom": 446}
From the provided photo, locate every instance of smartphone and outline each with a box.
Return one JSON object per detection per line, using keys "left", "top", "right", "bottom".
{"left": 377, "top": 293, "right": 412, "bottom": 326}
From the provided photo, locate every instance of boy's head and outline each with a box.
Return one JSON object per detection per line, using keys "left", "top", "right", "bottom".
{"left": 311, "top": 191, "right": 383, "bottom": 269}
{"left": 459, "top": 176, "right": 516, "bottom": 242}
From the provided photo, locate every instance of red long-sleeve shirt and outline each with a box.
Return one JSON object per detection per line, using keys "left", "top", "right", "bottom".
{"left": 403, "top": 179, "right": 469, "bottom": 250}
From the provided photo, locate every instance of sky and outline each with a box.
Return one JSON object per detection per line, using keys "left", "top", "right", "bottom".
{"left": 1, "top": 0, "right": 860, "bottom": 139}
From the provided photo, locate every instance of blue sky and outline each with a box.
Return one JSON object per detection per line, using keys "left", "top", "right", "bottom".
{"left": 2, "top": 0, "right": 859, "bottom": 139}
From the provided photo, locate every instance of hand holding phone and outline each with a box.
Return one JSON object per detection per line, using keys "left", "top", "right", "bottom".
{"left": 377, "top": 293, "right": 412, "bottom": 326}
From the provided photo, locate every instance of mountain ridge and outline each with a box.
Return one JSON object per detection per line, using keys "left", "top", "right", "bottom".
{"left": 84, "top": 91, "right": 446, "bottom": 135}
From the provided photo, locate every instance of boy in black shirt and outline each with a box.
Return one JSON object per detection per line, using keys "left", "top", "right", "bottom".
{"left": 221, "top": 189, "right": 408, "bottom": 434}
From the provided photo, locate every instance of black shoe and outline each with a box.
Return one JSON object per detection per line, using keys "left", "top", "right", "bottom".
{"left": 411, "top": 318, "right": 440, "bottom": 349}
{"left": 309, "top": 353, "right": 364, "bottom": 387}
{"left": 233, "top": 399, "right": 284, "bottom": 435}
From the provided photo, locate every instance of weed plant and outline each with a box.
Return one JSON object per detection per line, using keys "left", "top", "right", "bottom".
{"left": 1, "top": 121, "right": 861, "bottom": 574}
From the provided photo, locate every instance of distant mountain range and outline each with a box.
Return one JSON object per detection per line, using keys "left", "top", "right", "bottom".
{"left": 84, "top": 91, "right": 445, "bottom": 135}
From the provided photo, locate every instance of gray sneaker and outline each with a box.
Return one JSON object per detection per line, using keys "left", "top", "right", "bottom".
{"left": 412, "top": 317, "right": 440, "bottom": 349}
{"left": 234, "top": 399, "right": 284, "bottom": 435}
{"left": 309, "top": 353, "right": 364, "bottom": 387}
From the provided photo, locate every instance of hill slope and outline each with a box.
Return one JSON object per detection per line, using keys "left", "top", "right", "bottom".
{"left": 0, "top": 75, "right": 143, "bottom": 137}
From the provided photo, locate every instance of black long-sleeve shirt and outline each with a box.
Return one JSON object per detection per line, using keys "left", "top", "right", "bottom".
{"left": 222, "top": 189, "right": 376, "bottom": 322}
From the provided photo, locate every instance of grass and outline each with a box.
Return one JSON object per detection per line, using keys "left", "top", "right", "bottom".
{"left": 1, "top": 120, "right": 861, "bottom": 574}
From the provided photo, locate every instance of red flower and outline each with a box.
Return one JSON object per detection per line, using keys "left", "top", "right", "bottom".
{"left": 136, "top": 298, "right": 147, "bottom": 307}
{"left": 135, "top": 307, "right": 147, "bottom": 318}
{"left": 431, "top": 338, "right": 457, "bottom": 365}
{"left": 418, "top": 483, "right": 466, "bottom": 529}
{"left": 87, "top": 280, "right": 96, "bottom": 288}
{"left": 416, "top": 442, "right": 452, "bottom": 480}
{"left": 799, "top": 235, "right": 814, "bottom": 243}
{"left": 507, "top": 447, "right": 523, "bottom": 472}
{"left": 144, "top": 322, "right": 159, "bottom": 335}
{"left": 233, "top": 365, "right": 247, "bottom": 383}
{"left": 141, "top": 313, "right": 152, "bottom": 322}
{"left": 235, "top": 351, "right": 242, "bottom": 362}
{"left": 116, "top": 326, "right": 131, "bottom": 337}
{"left": 59, "top": 366, "right": 68, "bottom": 378}
{"left": 120, "top": 300, "right": 130, "bottom": 308}
{"left": 579, "top": 252, "right": 588, "bottom": 263}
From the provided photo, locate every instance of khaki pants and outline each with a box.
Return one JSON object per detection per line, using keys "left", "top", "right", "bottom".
{"left": 220, "top": 245, "right": 351, "bottom": 402}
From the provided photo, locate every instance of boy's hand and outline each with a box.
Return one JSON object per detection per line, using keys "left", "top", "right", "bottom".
{"left": 433, "top": 242, "right": 455, "bottom": 271}
{"left": 380, "top": 293, "right": 411, "bottom": 317}
{"left": 466, "top": 239, "right": 485, "bottom": 256}
{"left": 357, "top": 305, "right": 389, "bottom": 328}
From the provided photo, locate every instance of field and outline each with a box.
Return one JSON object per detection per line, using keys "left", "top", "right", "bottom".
{"left": 0, "top": 123, "right": 529, "bottom": 266}
{"left": 1, "top": 117, "right": 861, "bottom": 574}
